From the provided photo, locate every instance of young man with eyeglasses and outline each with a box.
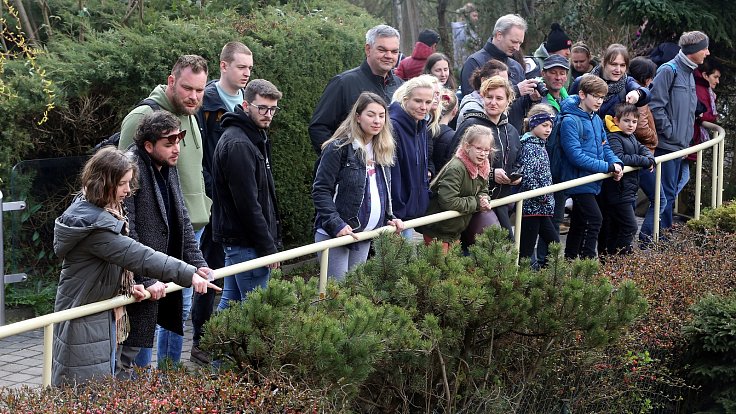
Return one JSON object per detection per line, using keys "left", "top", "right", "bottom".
{"left": 190, "top": 41, "right": 252, "bottom": 365}
{"left": 116, "top": 111, "right": 213, "bottom": 377}
{"left": 117, "top": 55, "right": 211, "bottom": 368}
{"left": 211, "top": 79, "right": 284, "bottom": 311}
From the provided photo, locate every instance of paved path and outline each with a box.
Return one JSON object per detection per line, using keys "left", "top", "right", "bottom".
{"left": 0, "top": 322, "right": 200, "bottom": 390}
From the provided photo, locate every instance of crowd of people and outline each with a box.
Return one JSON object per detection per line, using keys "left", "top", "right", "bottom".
{"left": 52, "top": 10, "right": 720, "bottom": 386}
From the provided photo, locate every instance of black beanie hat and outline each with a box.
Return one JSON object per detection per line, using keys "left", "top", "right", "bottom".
{"left": 545, "top": 23, "right": 572, "bottom": 53}
{"left": 418, "top": 29, "right": 441, "bottom": 47}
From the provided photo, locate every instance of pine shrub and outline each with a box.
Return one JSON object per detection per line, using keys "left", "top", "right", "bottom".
{"left": 203, "top": 228, "right": 647, "bottom": 412}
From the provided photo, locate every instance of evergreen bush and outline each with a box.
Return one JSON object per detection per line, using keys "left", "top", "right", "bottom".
{"left": 684, "top": 294, "right": 736, "bottom": 412}
{"left": 203, "top": 229, "right": 647, "bottom": 412}
{"left": 1, "top": 0, "right": 379, "bottom": 246}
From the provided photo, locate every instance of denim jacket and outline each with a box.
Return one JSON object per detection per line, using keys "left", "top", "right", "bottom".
{"left": 312, "top": 139, "right": 394, "bottom": 237}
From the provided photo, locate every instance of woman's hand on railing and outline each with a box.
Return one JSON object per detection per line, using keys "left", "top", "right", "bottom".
{"left": 479, "top": 195, "right": 492, "bottom": 211}
{"left": 337, "top": 224, "right": 359, "bottom": 240}
{"left": 146, "top": 281, "right": 166, "bottom": 301}
{"left": 191, "top": 273, "right": 222, "bottom": 294}
{"left": 387, "top": 218, "right": 405, "bottom": 234}
{"left": 132, "top": 284, "right": 147, "bottom": 302}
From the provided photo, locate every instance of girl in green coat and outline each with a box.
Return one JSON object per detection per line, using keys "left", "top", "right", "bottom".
{"left": 419, "top": 125, "right": 493, "bottom": 252}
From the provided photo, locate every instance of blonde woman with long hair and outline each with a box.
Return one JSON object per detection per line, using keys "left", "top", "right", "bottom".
{"left": 312, "top": 92, "right": 404, "bottom": 280}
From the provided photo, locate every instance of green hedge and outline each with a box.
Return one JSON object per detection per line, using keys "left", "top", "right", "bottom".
{"left": 1, "top": 0, "right": 380, "bottom": 247}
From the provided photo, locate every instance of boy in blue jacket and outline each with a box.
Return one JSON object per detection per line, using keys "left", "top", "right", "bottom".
{"left": 558, "top": 75, "right": 623, "bottom": 259}
{"left": 598, "top": 104, "right": 655, "bottom": 256}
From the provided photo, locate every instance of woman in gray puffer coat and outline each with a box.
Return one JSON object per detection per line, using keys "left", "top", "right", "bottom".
{"left": 52, "top": 147, "right": 218, "bottom": 386}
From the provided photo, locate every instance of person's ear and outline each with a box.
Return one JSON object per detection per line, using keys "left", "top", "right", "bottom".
{"left": 144, "top": 140, "right": 155, "bottom": 154}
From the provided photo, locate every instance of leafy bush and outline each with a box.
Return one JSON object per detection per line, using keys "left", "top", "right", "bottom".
{"left": 597, "top": 214, "right": 736, "bottom": 411}
{"left": 687, "top": 201, "right": 736, "bottom": 234}
{"left": 1, "top": 0, "right": 379, "bottom": 248}
{"left": 684, "top": 294, "right": 736, "bottom": 413}
{"left": 203, "top": 229, "right": 647, "bottom": 412}
{"left": 0, "top": 368, "right": 322, "bottom": 412}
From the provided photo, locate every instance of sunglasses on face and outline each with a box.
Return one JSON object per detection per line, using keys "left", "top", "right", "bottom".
{"left": 160, "top": 130, "right": 187, "bottom": 144}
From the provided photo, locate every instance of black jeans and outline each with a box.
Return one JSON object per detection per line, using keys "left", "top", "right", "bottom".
{"left": 520, "top": 216, "right": 560, "bottom": 267}
{"left": 565, "top": 194, "right": 602, "bottom": 260}
{"left": 599, "top": 201, "right": 638, "bottom": 255}
{"left": 535, "top": 190, "right": 566, "bottom": 265}
{"left": 190, "top": 222, "right": 224, "bottom": 346}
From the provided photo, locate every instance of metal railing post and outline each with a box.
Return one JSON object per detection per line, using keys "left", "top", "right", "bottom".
{"left": 0, "top": 190, "right": 4, "bottom": 325}
{"left": 319, "top": 248, "right": 329, "bottom": 299}
{"left": 712, "top": 142, "right": 718, "bottom": 209}
{"left": 653, "top": 163, "right": 662, "bottom": 242}
{"left": 718, "top": 139, "right": 725, "bottom": 207}
{"left": 514, "top": 201, "right": 523, "bottom": 265}
{"left": 43, "top": 324, "right": 53, "bottom": 387}
{"left": 694, "top": 151, "right": 703, "bottom": 219}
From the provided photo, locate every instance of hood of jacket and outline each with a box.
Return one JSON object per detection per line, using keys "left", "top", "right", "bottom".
{"left": 200, "top": 79, "right": 232, "bottom": 113}
{"left": 54, "top": 197, "right": 124, "bottom": 259}
{"left": 533, "top": 43, "right": 550, "bottom": 59}
{"left": 520, "top": 131, "right": 547, "bottom": 146}
{"left": 604, "top": 114, "right": 622, "bottom": 133}
{"left": 220, "top": 105, "right": 268, "bottom": 145}
{"left": 389, "top": 101, "right": 427, "bottom": 134}
{"left": 411, "top": 42, "right": 435, "bottom": 60}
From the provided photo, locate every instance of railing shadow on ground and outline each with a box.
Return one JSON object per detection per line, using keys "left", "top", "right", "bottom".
{"left": 0, "top": 122, "right": 726, "bottom": 388}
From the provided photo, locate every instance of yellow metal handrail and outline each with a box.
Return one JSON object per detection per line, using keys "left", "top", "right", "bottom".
{"left": 0, "top": 123, "right": 725, "bottom": 387}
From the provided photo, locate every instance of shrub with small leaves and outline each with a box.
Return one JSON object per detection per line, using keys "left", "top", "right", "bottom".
{"left": 0, "top": 368, "right": 322, "bottom": 413}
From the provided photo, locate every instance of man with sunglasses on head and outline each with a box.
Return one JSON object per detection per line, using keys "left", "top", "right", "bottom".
{"left": 211, "top": 79, "right": 284, "bottom": 311}
{"left": 118, "top": 54, "right": 211, "bottom": 368}
{"left": 116, "top": 111, "right": 212, "bottom": 377}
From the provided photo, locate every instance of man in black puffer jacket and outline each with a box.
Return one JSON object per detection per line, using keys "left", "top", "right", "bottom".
{"left": 211, "top": 79, "right": 283, "bottom": 310}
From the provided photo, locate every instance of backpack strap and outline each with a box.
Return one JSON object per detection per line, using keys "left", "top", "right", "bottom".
{"left": 657, "top": 62, "right": 678, "bottom": 95}
{"left": 138, "top": 98, "right": 161, "bottom": 111}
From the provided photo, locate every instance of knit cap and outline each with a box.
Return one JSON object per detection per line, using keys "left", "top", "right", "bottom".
{"left": 418, "top": 29, "right": 441, "bottom": 46}
{"left": 545, "top": 23, "right": 572, "bottom": 53}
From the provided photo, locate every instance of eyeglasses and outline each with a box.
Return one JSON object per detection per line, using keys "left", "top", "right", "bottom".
{"left": 160, "top": 130, "right": 186, "bottom": 143}
{"left": 471, "top": 145, "right": 492, "bottom": 154}
{"left": 591, "top": 94, "right": 606, "bottom": 101}
{"left": 249, "top": 103, "right": 281, "bottom": 116}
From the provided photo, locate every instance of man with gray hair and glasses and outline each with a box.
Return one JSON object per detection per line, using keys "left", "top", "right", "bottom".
{"left": 309, "top": 24, "right": 404, "bottom": 154}
{"left": 459, "top": 14, "right": 540, "bottom": 130}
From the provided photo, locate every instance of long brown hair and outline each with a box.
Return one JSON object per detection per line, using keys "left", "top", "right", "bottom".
{"left": 323, "top": 92, "right": 395, "bottom": 166}
{"left": 80, "top": 147, "right": 138, "bottom": 208}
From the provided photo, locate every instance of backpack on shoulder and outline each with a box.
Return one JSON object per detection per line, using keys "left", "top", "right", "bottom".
{"left": 546, "top": 114, "right": 582, "bottom": 183}
{"left": 92, "top": 98, "right": 161, "bottom": 153}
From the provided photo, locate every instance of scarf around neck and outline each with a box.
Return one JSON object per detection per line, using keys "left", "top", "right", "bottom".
{"left": 591, "top": 65, "right": 625, "bottom": 103}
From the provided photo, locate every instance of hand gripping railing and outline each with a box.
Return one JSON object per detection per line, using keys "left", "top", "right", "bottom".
{"left": 0, "top": 123, "right": 725, "bottom": 387}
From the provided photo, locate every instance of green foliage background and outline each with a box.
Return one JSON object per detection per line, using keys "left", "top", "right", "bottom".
{"left": 1, "top": 0, "right": 381, "bottom": 251}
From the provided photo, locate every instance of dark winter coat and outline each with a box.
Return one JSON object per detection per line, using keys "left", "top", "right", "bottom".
{"left": 309, "top": 61, "right": 403, "bottom": 153}
{"left": 558, "top": 96, "right": 622, "bottom": 195}
{"left": 197, "top": 79, "right": 234, "bottom": 198}
{"left": 460, "top": 40, "right": 525, "bottom": 97}
{"left": 518, "top": 132, "right": 554, "bottom": 216}
{"left": 52, "top": 197, "right": 196, "bottom": 386}
{"left": 452, "top": 111, "right": 521, "bottom": 200}
{"left": 211, "top": 106, "right": 282, "bottom": 256}
{"left": 122, "top": 146, "right": 207, "bottom": 348}
{"left": 432, "top": 124, "right": 456, "bottom": 172}
{"left": 601, "top": 127, "right": 655, "bottom": 205}
{"left": 389, "top": 102, "right": 431, "bottom": 221}
{"left": 312, "top": 139, "right": 395, "bottom": 236}
{"left": 569, "top": 72, "right": 651, "bottom": 118}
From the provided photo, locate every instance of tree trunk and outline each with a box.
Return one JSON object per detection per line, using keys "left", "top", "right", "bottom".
{"left": 11, "top": 0, "right": 38, "bottom": 45}
{"left": 403, "top": 0, "right": 420, "bottom": 54}
{"left": 36, "top": 0, "right": 52, "bottom": 37}
{"left": 436, "top": 0, "right": 451, "bottom": 66}
{"left": 392, "top": 0, "right": 402, "bottom": 44}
